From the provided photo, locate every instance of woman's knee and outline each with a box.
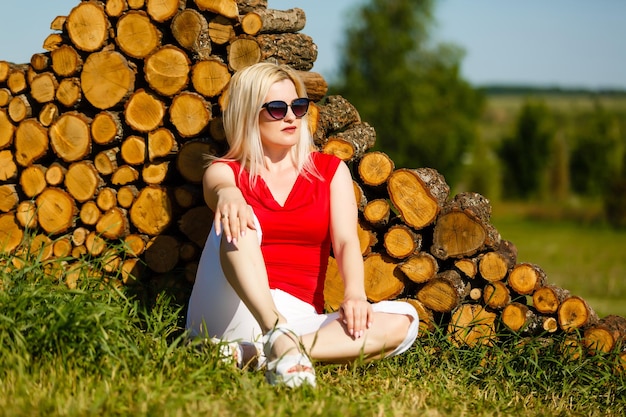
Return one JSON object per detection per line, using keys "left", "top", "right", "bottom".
{"left": 375, "top": 312, "right": 413, "bottom": 348}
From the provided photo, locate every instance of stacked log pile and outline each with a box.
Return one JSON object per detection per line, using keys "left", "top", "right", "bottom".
{"left": 0, "top": 0, "right": 329, "bottom": 287}
{"left": 0, "top": 0, "right": 624, "bottom": 367}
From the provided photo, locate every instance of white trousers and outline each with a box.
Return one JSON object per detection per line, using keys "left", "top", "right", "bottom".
{"left": 186, "top": 218, "right": 419, "bottom": 358}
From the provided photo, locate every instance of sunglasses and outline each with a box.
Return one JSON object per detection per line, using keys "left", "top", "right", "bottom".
{"left": 261, "top": 98, "right": 310, "bottom": 120}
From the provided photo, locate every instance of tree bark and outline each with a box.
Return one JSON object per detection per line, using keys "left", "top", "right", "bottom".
{"left": 241, "top": 8, "right": 306, "bottom": 35}
{"left": 256, "top": 33, "right": 317, "bottom": 71}
{"left": 170, "top": 9, "right": 212, "bottom": 60}
{"left": 532, "top": 284, "right": 570, "bottom": 315}
{"left": 558, "top": 296, "right": 599, "bottom": 333}
{"left": 195, "top": 0, "right": 239, "bottom": 19}
{"left": 389, "top": 168, "right": 449, "bottom": 231}
{"left": 417, "top": 270, "right": 469, "bottom": 313}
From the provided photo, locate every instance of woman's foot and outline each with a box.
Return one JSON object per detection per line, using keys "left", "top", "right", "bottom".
{"left": 263, "top": 324, "right": 316, "bottom": 388}
{"left": 208, "top": 338, "right": 262, "bottom": 370}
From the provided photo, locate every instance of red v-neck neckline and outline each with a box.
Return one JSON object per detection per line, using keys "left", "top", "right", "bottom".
{"left": 259, "top": 174, "right": 301, "bottom": 208}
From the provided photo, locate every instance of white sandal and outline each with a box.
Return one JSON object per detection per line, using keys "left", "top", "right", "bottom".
{"left": 210, "top": 337, "right": 243, "bottom": 368}
{"left": 262, "top": 324, "right": 316, "bottom": 388}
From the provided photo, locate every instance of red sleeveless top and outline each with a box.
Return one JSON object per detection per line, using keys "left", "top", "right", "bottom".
{"left": 222, "top": 152, "right": 341, "bottom": 313}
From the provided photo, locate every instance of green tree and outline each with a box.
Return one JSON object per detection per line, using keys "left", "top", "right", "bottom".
{"left": 569, "top": 104, "right": 623, "bottom": 196}
{"left": 497, "top": 101, "right": 554, "bottom": 199}
{"left": 331, "top": 0, "right": 483, "bottom": 186}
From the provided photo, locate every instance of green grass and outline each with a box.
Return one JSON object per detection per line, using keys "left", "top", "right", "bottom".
{"left": 1, "top": 229, "right": 625, "bottom": 417}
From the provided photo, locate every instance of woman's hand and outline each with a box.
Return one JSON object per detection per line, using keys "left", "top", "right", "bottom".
{"left": 339, "top": 296, "right": 373, "bottom": 340}
{"left": 214, "top": 186, "right": 255, "bottom": 244}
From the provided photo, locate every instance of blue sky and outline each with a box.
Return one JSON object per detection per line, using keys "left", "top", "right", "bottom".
{"left": 1, "top": 0, "right": 624, "bottom": 89}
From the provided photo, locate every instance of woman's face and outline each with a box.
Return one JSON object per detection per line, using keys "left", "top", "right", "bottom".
{"left": 258, "top": 79, "right": 302, "bottom": 153}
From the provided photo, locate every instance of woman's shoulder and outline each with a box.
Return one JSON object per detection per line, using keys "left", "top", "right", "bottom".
{"left": 311, "top": 151, "right": 342, "bottom": 171}
{"left": 210, "top": 158, "right": 244, "bottom": 175}
{"left": 205, "top": 159, "right": 245, "bottom": 184}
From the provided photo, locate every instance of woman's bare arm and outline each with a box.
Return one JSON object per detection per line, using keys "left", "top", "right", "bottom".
{"left": 329, "top": 161, "right": 373, "bottom": 339}
{"left": 202, "top": 162, "right": 255, "bottom": 244}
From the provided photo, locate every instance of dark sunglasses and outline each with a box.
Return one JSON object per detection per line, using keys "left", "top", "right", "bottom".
{"left": 261, "top": 98, "right": 310, "bottom": 120}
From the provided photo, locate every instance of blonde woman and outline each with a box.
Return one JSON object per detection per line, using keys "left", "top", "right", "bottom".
{"left": 186, "top": 62, "right": 419, "bottom": 388}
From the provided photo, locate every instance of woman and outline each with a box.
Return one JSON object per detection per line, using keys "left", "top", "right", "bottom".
{"left": 186, "top": 62, "right": 419, "bottom": 388}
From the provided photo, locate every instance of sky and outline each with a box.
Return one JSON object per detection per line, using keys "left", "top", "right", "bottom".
{"left": 0, "top": 0, "right": 624, "bottom": 90}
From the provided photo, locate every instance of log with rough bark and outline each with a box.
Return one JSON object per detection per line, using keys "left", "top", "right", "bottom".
{"left": 532, "top": 284, "right": 571, "bottom": 315}
{"left": 388, "top": 168, "right": 449, "bottom": 231}
{"left": 431, "top": 192, "right": 500, "bottom": 260}
{"left": 311, "top": 95, "right": 361, "bottom": 145}
{"left": 171, "top": 8, "right": 212, "bottom": 60}
{"left": 241, "top": 8, "right": 306, "bottom": 35}
{"left": 583, "top": 315, "right": 626, "bottom": 354}
{"left": 323, "top": 123, "right": 376, "bottom": 162}
{"left": 500, "top": 302, "right": 556, "bottom": 335}
{"left": 417, "top": 270, "right": 469, "bottom": 313}
{"left": 558, "top": 296, "right": 599, "bottom": 333}
{"left": 478, "top": 240, "right": 517, "bottom": 282}
{"left": 508, "top": 263, "right": 546, "bottom": 296}
{"left": 255, "top": 33, "right": 317, "bottom": 71}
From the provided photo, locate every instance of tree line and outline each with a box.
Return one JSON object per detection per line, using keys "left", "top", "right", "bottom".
{"left": 328, "top": 0, "right": 626, "bottom": 227}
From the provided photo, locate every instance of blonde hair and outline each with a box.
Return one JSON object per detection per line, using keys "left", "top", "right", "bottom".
{"left": 217, "top": 62, "right": 318, "bottom": 183}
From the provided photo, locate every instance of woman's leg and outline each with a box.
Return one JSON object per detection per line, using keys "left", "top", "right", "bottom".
{"left": 302, "top": 312, "right": 414, "bottom": 363}
{"left": 186, "top": 223, "right": 262, "bottom": 341}
{"left": 276, "top": 296, "right": 419, "bottom": 363}
{"left": 218, "top": 226, "right": 308, "bottom": 360}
